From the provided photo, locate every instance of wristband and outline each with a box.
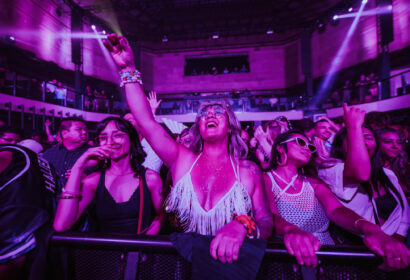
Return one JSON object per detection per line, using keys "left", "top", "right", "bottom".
{"left": 234, "top": 215, "right": 259, "bottom": 239}
{"left": 120, "top": 70, "right": 143, "bottom": 87}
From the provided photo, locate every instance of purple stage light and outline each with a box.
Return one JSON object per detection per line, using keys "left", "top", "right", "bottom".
{"left": 91, "top": 25, "right": 96, "bottom": 30}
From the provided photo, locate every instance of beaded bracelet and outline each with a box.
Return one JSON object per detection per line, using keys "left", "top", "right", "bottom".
{"left": 120, "top": 70, "right": 143, "bottom": 87}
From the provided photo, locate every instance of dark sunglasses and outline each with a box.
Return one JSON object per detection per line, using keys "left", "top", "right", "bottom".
{"left": 280, "top": 137, "right": 316, "bottom": 153}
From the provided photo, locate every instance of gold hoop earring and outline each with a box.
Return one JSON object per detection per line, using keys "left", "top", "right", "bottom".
{"left": 278, "top": 153, "right": 287, "bottom": 166}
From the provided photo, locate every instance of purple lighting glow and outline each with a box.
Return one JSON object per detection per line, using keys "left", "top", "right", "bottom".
{"left": 335, "top": 6, "right": 393, "bottom": 19}
{"left": 314, "top": 0, "right": 368, "bottom": 108}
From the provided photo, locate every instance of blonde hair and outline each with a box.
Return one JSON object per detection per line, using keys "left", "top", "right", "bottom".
{"left": 190, "top": 101, "right": 248, "bottom": 159}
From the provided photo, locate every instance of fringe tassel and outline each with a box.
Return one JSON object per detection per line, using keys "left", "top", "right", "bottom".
{"left": 165, "top": 175, "right": 252, "bottom": 235}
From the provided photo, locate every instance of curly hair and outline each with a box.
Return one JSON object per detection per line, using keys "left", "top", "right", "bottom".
{"left": 95, "top": 117, "right": 146, "bottom": 177}
{"left": 189, "top": 101, "right": 248, "bottom": 159}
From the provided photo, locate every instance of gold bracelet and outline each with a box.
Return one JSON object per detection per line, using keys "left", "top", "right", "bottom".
{"left": 354, "top": 218, "right": 368, "bottom": 234}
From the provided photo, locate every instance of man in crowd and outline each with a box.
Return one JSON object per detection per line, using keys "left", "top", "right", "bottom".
{"left": 42, "top": 117, "right": 89, "bottom": 187}
{"left": 0, "top": 126, "right": 22, "bottom": 145}
{"left": 313, "top": 117, "right": 340, "bottom": 166}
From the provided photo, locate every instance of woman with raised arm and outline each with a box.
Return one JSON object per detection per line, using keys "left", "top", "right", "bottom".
{"left": 264, "top": 127, "right": 410, "bottom": 271}
{"left": 318, "top": 105, "right": 409, "bottom": 242}
{"left": 53, "top": 117, "right": 163, "bottom": 234}
{"left": 103, "top": 34, "right": 273, "bottom": 264}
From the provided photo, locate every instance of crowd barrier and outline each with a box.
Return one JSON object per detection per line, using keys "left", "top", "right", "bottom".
{"left": 51, "top": 232, "right": 409, "bottom": 280}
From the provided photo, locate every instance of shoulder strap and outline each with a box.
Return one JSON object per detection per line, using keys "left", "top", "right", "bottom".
{"left": 137, "top": 172, "right": 144, "bottom": 234}
{"left": 188, "top": 153, "right": 202, "bottom": 174}
{"left": 270, "top": 171, "right": 298, "bottom": 199}
{"left": 230, "top": 156, "right": 240, "bottom": 181}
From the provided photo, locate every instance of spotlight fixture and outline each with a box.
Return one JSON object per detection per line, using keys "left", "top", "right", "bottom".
{"left": 91, "top": 25, "right": 96, "bottom": 30}
{"left": 102, "top": 30, "right": 106, "bottom": 35}
{"left": 348, "top": 7, "right": 353, "bottom": 12}
{"left": 333, "top": 15, "right": 339, "bottom": 20}
{"left": 266, "top": 30, "right": 274, "bottom": 34}
{"left": 162, "top": 35, "right": 168, "bottom": 42}
{"left": 362, "top": 0, "right": 368, "bottom": 4}
{"left": 212, "top": 34, "right": 219, "bottom": 39}
{"left": 388, "top": 5, "right": 392, "bottom": 10}
{"left": 9, "top": 36, "right": 15, "bottom": 41}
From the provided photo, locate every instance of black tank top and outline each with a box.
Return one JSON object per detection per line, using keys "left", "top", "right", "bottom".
{"left": 374, "top": 192, "right": 398, "bottom": 221}
{"left": 94, "top": 170, "right": 153, "bottom": 234}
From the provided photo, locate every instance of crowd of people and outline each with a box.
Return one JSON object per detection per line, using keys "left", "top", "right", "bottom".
{"left": 1, "top": 34, "right": 409, "bottom": 279}
{"left": 326, "top": 73, "right": 380, "bottom": 107}
{"left": 189, "top": 64, "right": 249, "bottom": 76}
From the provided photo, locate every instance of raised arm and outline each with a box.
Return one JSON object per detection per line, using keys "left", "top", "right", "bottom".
{"left": 342, "top": 103, "right": 371, "bottom": 183}
{"left": 53, "top": 146, "right": 111, "bottom": 231}
{"left": 44, "top": 119, "right": 55, "bottom": 144}
{"left": 103, "top": 34, "right": 184, "bottom": 168}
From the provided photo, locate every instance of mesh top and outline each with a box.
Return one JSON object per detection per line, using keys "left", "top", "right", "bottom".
{"left": 268, "top": 172, "right": 334, "bottom": 245}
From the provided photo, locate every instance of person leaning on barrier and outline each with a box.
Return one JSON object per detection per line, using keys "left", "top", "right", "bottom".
{"left": 103, "top": 34, "right": 273, "bottom": 263}
{"left": 263, "top": 127, "right": 410, "bottom": 271}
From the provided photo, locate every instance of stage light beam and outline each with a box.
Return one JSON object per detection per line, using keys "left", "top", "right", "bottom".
{"left": 313, "top": 0, "right": 368, "bottom": 108}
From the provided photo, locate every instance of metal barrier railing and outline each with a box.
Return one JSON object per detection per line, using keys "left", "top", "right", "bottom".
{"left": 50, "top": 232, "right": 409, "bottom": 280}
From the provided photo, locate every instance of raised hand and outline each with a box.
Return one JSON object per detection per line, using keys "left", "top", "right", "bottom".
{"left": 103, "top": 34, "right": 135, "bottom": 70}
{"left": 210, "top": 220, "right": 247, "bottom": 263}
{"left": 254, "top": 125, "right": 271, "bottom": 144}
{"left": 283, "top": 227, "right": 322, "bottom": 267}
{"left": 45, "top": 118, "right": 51, "bottom": 127}
{"left": 343, "top": 103, "right": 366, "bottom": 129}
{"left": 74, "top": 146, "right": 112, "bottom": 170}
{"left": 147, "top": 91, "right": 162, "bottom": 114}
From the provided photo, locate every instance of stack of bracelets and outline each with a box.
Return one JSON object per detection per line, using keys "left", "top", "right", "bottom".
{"left": 120, "top": 70, "right": 143, "bottom": 87}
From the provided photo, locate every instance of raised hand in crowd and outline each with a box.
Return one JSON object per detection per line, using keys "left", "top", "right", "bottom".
{"left": 44, "top": 118, "right": 55, "bottom": 144}
{"left": 147, "top": 91, "right": 162, "bottom": 116}
{"left": 342, "top": 103, "right": 371, "bottom": 184}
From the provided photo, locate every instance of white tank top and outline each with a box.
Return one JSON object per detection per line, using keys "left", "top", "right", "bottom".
{"left": 268, "top": 171, "right": 334, "bottom": 245}
{"left": 165, "top": 154, "right": 253, "bottom": 235}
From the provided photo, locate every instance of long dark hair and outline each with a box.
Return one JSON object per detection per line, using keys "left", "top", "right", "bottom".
{"left": 95, "top": 117, "right": 146, "bottom": 177}
{"left": 269, "top": 130, "right": 317, "bottom": 176}
{"left": 330, "top": 126, "right": 404, "bottom": 209}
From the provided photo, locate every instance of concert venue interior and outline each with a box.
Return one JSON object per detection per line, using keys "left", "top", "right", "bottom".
{"left": 0, "top": 0, "right": 409, "bottom": 279}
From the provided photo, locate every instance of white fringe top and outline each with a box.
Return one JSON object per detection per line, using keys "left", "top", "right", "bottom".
{"left": 165, "top": 154, "right": 253, "bottom": 235}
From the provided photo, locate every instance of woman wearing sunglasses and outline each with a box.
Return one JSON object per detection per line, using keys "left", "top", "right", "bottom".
{"left": 103, "top": 34, "right": 273, "bottom": 264}
{"left": 264, "top": 128, "right": 410, "bottom": 271}
{"left": 54, "top": 117, "right": 164, "bottom": 235}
